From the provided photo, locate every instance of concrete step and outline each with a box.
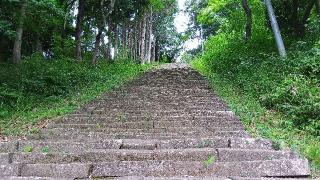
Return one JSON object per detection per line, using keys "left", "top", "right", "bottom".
{"left": 15, "top": 138, "right": 227, "bottom": 153}
{"left": 6, "top": 159, "right": 310, "bottom": 179}
{"left": 103, "top": 90, "right": 219, "bottom": 96}
{"left": 0, "top": 153, "right": 11, "bottom": 164}
{"left": 1, "top": 177, "right": 73, "bottom": 180}
{"left": 49, "top": 120, "right": 244, "bottom": 131}
{"left": 89, "top": 109, "right": 232, "bottom": 116}
{"left": 208, "top": 159, "right": 310, "bottom": 177}
{"left": 56, "top": 114, "right": 240, "bottom": 124}
{"left": 12, "top": 148, "right": 298, "bottom": 164}
{"left": 42, "top": 126, "right": 244, "bottom": 135}
{"left": 91, "top": 159, "right": 310, "bottom": 177}
{"left": 216, "top": 148, "right": 299, "bottom": 162}
{"left": 17, "top": 140, "right": 122, "bottom": 153}
{"left": 80, "top": 105, "right": 228, "bottom": 113}
{"left": 20, "top": 163, "right": 91, "bottom": 178}
{"left": 106, "top": 177, "right": 310, "bottom": 180}
{"left": 32, "top": 128, "right": 250, "bottom": 140}
{"left": 97, "top": 97, "right": 224, "bottom": 103}
{"left": 0, "top": 164, "right": 20, "bottom": 177}
{"left": 0, "top": 138, "right": 274, "bottom": 154}
{"left": 158, "top": 138, "right": 273, "bottom": 150}
{"left": 0, "top": 142, "right": 18, "bottom": 153}
{"left": 83, "top": 101, "right": 224, "bottom": 108}
{"left": 39, "top": 127, "right": 212, "bottom": 136}
{"left": 113, "top": 177, "right": 229, "bottom": 180}
{"left": 13, "top": 148, "right": 218, "bottom": 164}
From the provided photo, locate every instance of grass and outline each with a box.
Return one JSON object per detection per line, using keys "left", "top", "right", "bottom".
{"left": 0, "top": 58, "right": 155, "bottom": 138}
{"left": 192, "top": 59, "right": 320, "bottom": 176}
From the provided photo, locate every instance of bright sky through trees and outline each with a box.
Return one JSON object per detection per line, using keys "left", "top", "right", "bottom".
{"left": 175, "top": 0, "right": 201, "bottom": 51}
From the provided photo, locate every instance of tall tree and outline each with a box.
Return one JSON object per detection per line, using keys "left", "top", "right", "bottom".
{"left": 92, "top": 0, "right": 115, "bottom": 64}
{"left": 316, "top": 0, "right": 320, "bottom": 17}
{"left": 146, "top": 6, "right": 153, "bottom": 63}
{"left": 12, "top": 0, "right": 26, "bottom": 64}
{"left": 140, "top": 12, "right": 147, "bottom": 64}
{"left": 265, "top": 0, "right": 286, "bottom": 58}
{"left": 75, "top": 0, "right": 85, "bottom": 61}
{"left": 241, "top": 0, "right": 252, "bottom": 41}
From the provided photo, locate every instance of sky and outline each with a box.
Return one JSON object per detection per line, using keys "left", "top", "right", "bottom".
{"left": 174, "top": 0, "right": 201, "bottom": 51}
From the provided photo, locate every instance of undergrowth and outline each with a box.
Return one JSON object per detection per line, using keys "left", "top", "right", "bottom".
{"left": 191, "top": 32, "right": 320, "bottom": 175}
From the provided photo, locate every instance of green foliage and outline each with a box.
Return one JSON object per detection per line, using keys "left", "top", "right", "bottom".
{"left": 189, "top": 0, "right": 320, "bottom": 172}
{"left": 262, "top": 74, "right": 320, "bottom": 135}
{"left": 197, "top": 31, "right": 320, "bottom": 137}
{"left": 41, "top": 147, "right": 49, "bottom": 154}
{"left": 204, "top": 155, "right": 216, "bottom": 168}
{"left": 0, "top": 55, "right": 152, "bottom": 136}
{"left": 23, "top": 146, "right": 33, "bottom": 153}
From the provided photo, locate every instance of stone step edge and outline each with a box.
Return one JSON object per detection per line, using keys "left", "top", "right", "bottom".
{"left": 4, "top": 148, "right": 301, "bottom": 164}
{"left": 0, "top": 137, "right": 275, "bottom": 153}
{"left": 1, "top": 159, "right": 310, "bottom": 178}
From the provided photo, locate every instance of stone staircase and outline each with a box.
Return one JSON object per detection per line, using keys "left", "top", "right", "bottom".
{"left": 0, "top": 64, "right": 310, "bottom": 179}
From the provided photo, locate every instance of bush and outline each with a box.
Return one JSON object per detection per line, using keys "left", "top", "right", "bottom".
{"left": 195, "top": 31, "right": 320, "bottom": 137}
{"left": 262, "top": 74, "right": 320, "bottom": 136}
{"left": 0, "top": 55, "right": 148, "bottom": 123}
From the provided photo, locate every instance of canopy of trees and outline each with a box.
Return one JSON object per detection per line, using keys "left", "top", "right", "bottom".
{"left": 185, "top": 0, "right": 320, "bottom": 53}
{"left": 0, "top": 0, "right": 181, "bottom": 64}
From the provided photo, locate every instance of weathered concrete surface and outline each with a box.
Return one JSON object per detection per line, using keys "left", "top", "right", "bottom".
{"left": 0, "top": 142, "right": 17, "bottom": 153}
{"left": 0, "top": 164, "right": 20, "bottom": 176}
{"left": 0, "top": 63, "right": 311, "bottom": 179}
{"left": 0, "top": 153, "right": 11, "bottom": 164}
{"left": 20, "top": 163, "right": 91, "bottom": 178}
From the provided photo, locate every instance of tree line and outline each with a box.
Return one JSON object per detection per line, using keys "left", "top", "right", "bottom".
{"left": 185, "top": 0, "right": 320, "bottom": 57}
{"left": 0, "top": 0, "right": 180, "bottom": 64}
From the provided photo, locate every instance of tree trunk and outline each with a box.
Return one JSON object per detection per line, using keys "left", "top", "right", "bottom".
{"left": 106, "top": 37, "right": 111, "bottom": 60}
{"left": 34, "top": 32, "right": 43, "bottom": 53}
{"left": 140, "top": 13, "right": 147, "bottom": 64}
{"left": 122, "top": 25, "right": 127, "bottom": 49}
{"left": 128, "top": 25, "right": 133, "bottom": 59}
{"left": 101, "top": 35, "right": 110, "bottom": 61}
{"left": 146, "top": 7, "right": 153, "bottom": 63}
{"left": 137, "top": 21, "right": 142, "bottom": 62}
{"left": 121, "top": 24, "right": 128, "bottom": 58}
{"left": 75, "top": 0, "right": 85, "bottom": 61}
{"left": 241, "top": 0, "right": 252, "bottom": 41}
{"left": 114, "top": 25, "right": 119, "bottom": 60}
{"left": 316, "top": 0, "right": 320, "bottom": 17}
{"left": 155, "top": 39, "right": 160, "bottom": 61}
{"left": 91, "top": 25, "right": 104, "bottom": 65}
{"left": 92, "top": 0, "right": 115, "bottom": 64}
{"left": 92, "top": 0, "right": 106, "bottom": 65}
{"left": 108, "top": 17, "right": 113, "bottom": 60}
{"left": 133, "top": 22, "right": 138, "bottom": 62}
{"left": 12, "top": 0, "right": 26, "bottom": 64}
{"left": 151, "top": 36, "right": 156, "bottom": 62}
{"left": 265, "top": 0, "right": 287, "bottom": 58}
{"left": 301, "top": 0, "right": 316, "bottom": 35}
{"left": 291, "top": 0, "right": 300, "bottom": 35}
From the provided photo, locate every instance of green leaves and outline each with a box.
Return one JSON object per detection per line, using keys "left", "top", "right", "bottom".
{"left": 204, "top": 155, "right": 216, "bottom": 168}
{"left": 23, "top": 146, "right": 33, "bottom": 153}
{"left": 149, "top": 0, "right": 165, "bottom": 11}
